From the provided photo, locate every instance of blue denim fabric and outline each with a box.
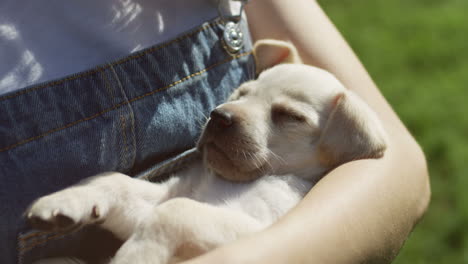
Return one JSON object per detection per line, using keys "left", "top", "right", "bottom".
{"left": 0, "top": 18, "right": 255, "bottom": 264}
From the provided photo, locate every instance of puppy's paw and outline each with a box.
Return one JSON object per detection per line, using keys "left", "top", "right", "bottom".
{"left": 25, "top": 187, "right": 107, "bottom": 231}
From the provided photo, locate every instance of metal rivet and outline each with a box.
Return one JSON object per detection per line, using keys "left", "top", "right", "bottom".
{"left": 223, "top": 21, "right": 244, "bottom": 54}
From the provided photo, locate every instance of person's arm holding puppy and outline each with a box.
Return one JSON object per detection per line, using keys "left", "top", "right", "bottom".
{"left": 181, "top": 1, "right": 430, "bottom": 263}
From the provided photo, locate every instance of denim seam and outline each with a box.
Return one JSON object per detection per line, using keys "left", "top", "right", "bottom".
{"left": 119, "top": 115, "right": 129, "bottom": 169}
{"left": 101, "top": 69, "right": 130, "bottom": 169}
{"left": 128, "top": 111, "right": 136, "bottom": 171}
{"left": 0, "top": 19, "right": 222, "bottom": 102}
{"left": 18, "top": 228, "right": 81, "bottom": 256}
{"left": 18, "top": 231, "right": 51, "bottom": 241}
{"left": 101, "top": 70, "right": 116, "bottom": 103}
{"left": 0, "top": 51, "right": 252, "bottom": 152}
{"left": 109, "top": 64, "right": 137, "bottom": 171}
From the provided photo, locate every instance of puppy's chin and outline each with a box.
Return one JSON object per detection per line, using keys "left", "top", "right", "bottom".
{"left": 202, "top": 143, "right": 267, "bottom": 182}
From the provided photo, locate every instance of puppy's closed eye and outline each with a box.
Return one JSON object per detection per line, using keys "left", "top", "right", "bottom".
{"left": 271, "top": 104, "right": 306, "bottom": 123}
{"left": 237, "top": 88, "right": 249, "bottom": 97}
{"left": 228, "top": 84, "right": 254, "bottom": 101}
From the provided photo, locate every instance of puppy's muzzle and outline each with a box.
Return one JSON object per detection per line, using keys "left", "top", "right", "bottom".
{"left": 210, "top": 108, "right": 234, "bottom": 129}
{"left": 197, "top": 106, "right": 240, "bottom": 149}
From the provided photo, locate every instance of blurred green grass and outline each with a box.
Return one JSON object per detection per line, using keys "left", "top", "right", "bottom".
{"left": 320, "top": 0, "right": 468, "bottom": 263}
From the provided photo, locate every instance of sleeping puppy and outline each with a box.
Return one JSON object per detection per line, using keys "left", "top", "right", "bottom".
{"left": 25, "top": 40, "right": 387, "bottom": 264}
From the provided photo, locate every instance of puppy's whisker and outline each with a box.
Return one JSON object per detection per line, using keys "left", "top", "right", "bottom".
{"left": 246, "top": 152, "right": 255, "bottom": 166}
{"left": 253, "top": 153, "right": 265, "bottom": 171}
{"left": 247, "top": 152, "right": 261, "bottom": 169}
{"left": 196, "top": 120, "right": 208, "bottom": 131}
{"left": 242, "top": 150, "right": 247, "bottom": 161}
{"left": 250, "top": 153, "right": 260, "bottom": 169}
{"left": 194, "top": 107, "right": 209, "bottom": 118}
{"left": 195, "top": 119, "right": 206, "bottom": 131}
{"left": 260, "top": 154, "right": 274, "bottom": 173}
{"left": 267, "top": 150, "right": 285, "bottom": 165}
{"left": 194, "top": 109, "right": 209, "bottom": 130}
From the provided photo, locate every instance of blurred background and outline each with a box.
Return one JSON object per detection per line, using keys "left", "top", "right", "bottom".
{"left": 320, "top": 0, "right": 468, "bottom": 263}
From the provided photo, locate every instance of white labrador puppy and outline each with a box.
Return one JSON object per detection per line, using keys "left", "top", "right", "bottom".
{"left": 26, "top": 40, "right": 387, "bottom": 264}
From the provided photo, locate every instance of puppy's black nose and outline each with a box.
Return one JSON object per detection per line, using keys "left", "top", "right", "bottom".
{"left": 210, "top": 108, "right": 233, "bottom": 127}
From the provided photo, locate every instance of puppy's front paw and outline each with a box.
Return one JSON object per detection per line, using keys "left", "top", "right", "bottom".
{"left": 25, "top": 187, "right": 107, "bottom": 231}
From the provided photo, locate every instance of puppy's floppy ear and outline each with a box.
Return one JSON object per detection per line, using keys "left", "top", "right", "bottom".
{"left": 253, "top": 39, "right": 302, "bottom": 74}
{"left": 318, "top": 91, "right": 387, "bottom": 168}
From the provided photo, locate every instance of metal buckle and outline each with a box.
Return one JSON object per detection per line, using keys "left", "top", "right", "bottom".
{"left": 218, "top": 0, "right": 249, "bottom": 54}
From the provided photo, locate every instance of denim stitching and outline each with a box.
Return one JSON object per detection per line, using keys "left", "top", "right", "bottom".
{"left": 109, "top": 64, "right": 137, "bottom": 170}
{"left": 129, "top": 109, "right": 137, "bottom": 171}
{"left": 0, "top": 51, "right": 252, "bottom": 152}
{"left": 101, "top": 70, "right": 116, "bottom": 103}
{"left": 0, "top": 20, "right": 221, "bottom": 102}
{"left": 18, "top": 231, "right": 52, "bottom": 241}
{"left": 18, "top": 229, "right": 81, "bottom": 254}
{"left": 119, "top": 115, "right": 129, "bottom": 170}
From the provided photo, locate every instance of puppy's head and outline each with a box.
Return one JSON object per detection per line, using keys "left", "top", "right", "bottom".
{"left": 197, "top": 40, "right": 387, "bottom": 182}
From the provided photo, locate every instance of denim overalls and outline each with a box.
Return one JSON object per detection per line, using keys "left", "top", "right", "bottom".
{"left": 0, "top": 15, "right": 255, "bottom": 263}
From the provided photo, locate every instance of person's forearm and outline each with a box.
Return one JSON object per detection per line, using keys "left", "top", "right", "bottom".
{"left": 245, "top": 0, "right": 430, "bottom": 263}
{"left": 259, "top": 147, "right": 429, "bottom": 263}
{"left": 191, "top": 146, "right": 429, "bottom": 264}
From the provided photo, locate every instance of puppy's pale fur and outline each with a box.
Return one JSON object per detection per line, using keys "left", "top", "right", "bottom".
{"left": 26, "top": 40, "right": 386, "bottom": 264}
